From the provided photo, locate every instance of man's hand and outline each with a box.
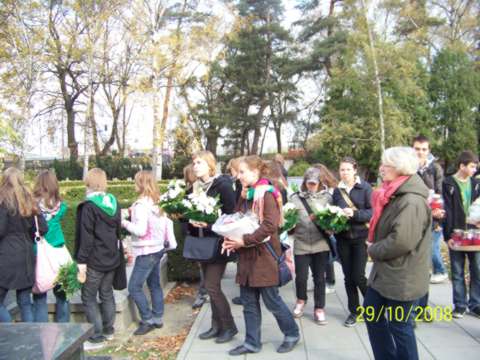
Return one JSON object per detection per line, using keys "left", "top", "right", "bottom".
{"left": 432, "top": 208, "right": 445, "bottom": 219}
{"left": 447, "top": 239, "right": 455, "bottom": 249}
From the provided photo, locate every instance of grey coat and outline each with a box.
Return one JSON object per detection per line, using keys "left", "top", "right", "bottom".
{"left": 290, "top": 191, "right": 332, "bottom": 255}
{"left": 368, "top": 174, "right": 432, "bottom": 301}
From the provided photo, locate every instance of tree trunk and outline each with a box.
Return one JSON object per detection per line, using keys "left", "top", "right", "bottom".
{"left": 360, "top": 0, "right": 385, "bottom": 153}
{"left": 90, "top": 93, "right": 100, "bottom": 155}
{"left": 66, "top": 103, "right": 78, "bottom": 160}
{"left": 251, "top": 102, "right": 268, "bottom": 154}
{"left": 152, "top": 85, "right": 163, "bottom": 180}
{"left": 205, "top": 131, "right": 218, "bottom": 155}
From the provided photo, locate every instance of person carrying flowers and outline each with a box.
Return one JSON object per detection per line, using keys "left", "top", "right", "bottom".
{"left": 289, "top": 166, "right": 337, "bottom": 325}
{"left": 223, "top": 155, "right": 300, "bottom": 356}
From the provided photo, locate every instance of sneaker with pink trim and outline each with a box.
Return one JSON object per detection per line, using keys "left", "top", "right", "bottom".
{"left": 292, "top": 301, "right": 305, "bottom": 318}
{"left": 314, "top": 308, "right": 328, "bottom": 325}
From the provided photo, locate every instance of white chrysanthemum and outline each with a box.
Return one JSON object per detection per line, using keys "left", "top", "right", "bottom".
{"left": 283, "top": 202, "right": 297, "bottom": 211}
{"left": 182, "top": 199, "right": 193, "bottom": 209}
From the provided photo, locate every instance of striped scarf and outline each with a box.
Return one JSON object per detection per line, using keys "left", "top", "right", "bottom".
{"left": 245, "top": 178, "right": 284, "bottom": 226}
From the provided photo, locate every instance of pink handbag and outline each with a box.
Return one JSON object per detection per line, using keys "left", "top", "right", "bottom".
{"left": 32, "top": 216, "right": 72, "bottom": 294}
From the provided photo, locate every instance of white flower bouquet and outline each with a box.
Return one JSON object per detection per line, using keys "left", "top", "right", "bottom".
{"left": 182, "top": 189, "right": 221, "bottom": 224}
{"left": 279, "top": 202, "right": 299, "bottom": 233}
{"left": 159, "top": 179, "right": 187, "bottom": 215}
{"left": 314, "top": 204, "right": 350, "bottom": 233}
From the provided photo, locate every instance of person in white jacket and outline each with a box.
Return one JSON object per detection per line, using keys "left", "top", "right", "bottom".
{"left": 122, "top": 171, "right": 176, "bottom": 336}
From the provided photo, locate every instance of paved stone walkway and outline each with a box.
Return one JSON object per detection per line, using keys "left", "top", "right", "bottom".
{"left": 177, "top": 262, "right": 480, "bottom": 360}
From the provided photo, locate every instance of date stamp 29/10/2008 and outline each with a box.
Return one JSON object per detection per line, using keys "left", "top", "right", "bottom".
{"left": 356, "top": 305, "right": 453, "bottom": 322}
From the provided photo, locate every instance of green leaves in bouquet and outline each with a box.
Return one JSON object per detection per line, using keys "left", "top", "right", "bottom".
{"left": 280, "top": 208, "right": 299, "bottom": 233}
{"left": 314, "top": 209, "right": 350, "bottom": 233}
{"left": 160, "top": 201, "right": 188, "bottom": 215}
{"left": 56, "top": 261, "right": 82, "bottom": 300}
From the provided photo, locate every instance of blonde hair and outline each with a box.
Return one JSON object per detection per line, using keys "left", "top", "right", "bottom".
{"left": 0, "top": 167, "right": 37, "bottom": 217}
{"left": 226, "top": 157, "right": 243, "bottom": 175}
{"left": 192, "top": 150, "right": 217, "bottom": 177}
{"left": 85, "top": 168, "right": 108, "bottom": 192}
{"left": 382, "top": 147, "right": 419, "bottom": 176}
{"left": 134, "top": 171, "right": 160, "bottom": 203}
{"left": 33, "top": 170, "right": 61, "bottom": 209}
{"left": 183, "top": 164, "right": 196, "bottom": 188}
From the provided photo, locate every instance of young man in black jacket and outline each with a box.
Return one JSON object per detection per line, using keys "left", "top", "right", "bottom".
{"left": 412, "top": 136, "right": 447, "bottom": 325}
{"left": 443, "top": 151, "right": 480, "bottom": 319}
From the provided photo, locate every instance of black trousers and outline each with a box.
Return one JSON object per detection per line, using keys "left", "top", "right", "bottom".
{"left": 337, "top": 237, "right": 368, "bottom": 315}
{"left": 294, "top": 251, "right": 330, "bottom": 308}
{"left": 201, "top": 262, "right": 236, "bottom": 331}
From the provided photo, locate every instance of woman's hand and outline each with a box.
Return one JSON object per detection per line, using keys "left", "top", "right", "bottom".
{"left": 223, "top": 237, "right": 245, "bottom": 251}
{"left": 190, "top": 220, "right": 208, "bottom": 228}
{"left": 343, "top": 208, "right": 354, "bottom": 218}
{"left": 309, "top": 214, "right": 316, "bottom": 221}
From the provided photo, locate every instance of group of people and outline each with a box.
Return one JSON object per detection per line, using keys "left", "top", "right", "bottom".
{"left": 0, "top": 134, "right": 479, "bottom": 359}
{"left": 0, "top": 167, "right": 175, "bottom": 351}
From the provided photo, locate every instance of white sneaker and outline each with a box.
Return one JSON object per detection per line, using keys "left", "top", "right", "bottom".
{"left": 104, "top": 333, "right": 114, "bottom": 341}
{"left": 314, "top": 309, "right": 328, "bottom": 325}
{"left": 83, "top": 339, "right": 106, "bottom": 351}
{"left": 430, "top": 273, "right": 448, "bottom": 284}
{"left": 325, "top": 285, "right": 336, "bottom": 294}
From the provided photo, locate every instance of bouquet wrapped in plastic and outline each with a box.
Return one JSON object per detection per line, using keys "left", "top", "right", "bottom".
{"left": 314, "top": 205, "right": 350, "bottom": 233}
{"left": 182, "top": 189, "right": 221, "bottom": 224}
{"left": 159, "top": 179, "right": 187, "bottom": 215}
{"left": 467, "top": 197, "right": 480, "bottom": 225}
{"left": 212, "top": 212, "right": 262, "bottom": 241}
{"left": 279, "top": 202, "right": 299, "bottom": 234}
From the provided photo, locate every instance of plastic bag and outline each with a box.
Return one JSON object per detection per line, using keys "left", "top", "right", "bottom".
{"left": 467, "top": 197, "right": 480, "bottom": 225}
{"left": 212, "top": 212, "right": 262, "bottom": 241}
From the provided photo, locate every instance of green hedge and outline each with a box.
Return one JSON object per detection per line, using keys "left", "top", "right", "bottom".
{"left": 62, "top": 184, "right": 169, "bottom": 203}
{"left": 287, "top": 161, "right": 311, "bottom": 176}
{"left": 167, "top": 221, "right": 200, "bottom": 281}
{"left": 61, "top": 188, "right": 198, "bottom": 282}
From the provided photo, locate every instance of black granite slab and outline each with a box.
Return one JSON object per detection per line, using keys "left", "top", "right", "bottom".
{"left": 0, "top": 323, "right": 94, "bottom": 360}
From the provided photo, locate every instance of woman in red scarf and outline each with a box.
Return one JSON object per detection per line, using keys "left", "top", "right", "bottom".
{"left": 364, "top": 147, "right": 432, "bottom": 360}
{"left": 223, "top": 156, "right": 300, "bottom": 356}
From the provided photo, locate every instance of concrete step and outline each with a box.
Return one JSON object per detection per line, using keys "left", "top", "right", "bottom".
{"left": 9, "top": 253, "right": 170, "bottom": 332}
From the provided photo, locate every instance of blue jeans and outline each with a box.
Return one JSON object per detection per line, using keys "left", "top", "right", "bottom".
{"left": 364, "top": 287, "right": 418, "bottom": 360}
{"left": 128, "top": 251, "right": 164, "bottom": 325}
{"left": 449, "top": 249, "right": 480, "bottom": 311}
{"left": 33, "top": 286, "right": 70, "bottom": 322}
{"left": 432, "top": 229, "right": 446, "bottom": 274}
{"left": 0, "top": 287, "right": 33, "bottom": 322}
{"left": 240, "top": 285, "right": 299, "bottom": 352}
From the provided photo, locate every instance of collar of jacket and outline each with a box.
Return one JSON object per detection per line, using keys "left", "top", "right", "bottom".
{"left": 338, "top": 176, "right": 362, "bottom": 190}
{"left": 299, "top": 190, "right": 328, "bottom": 199}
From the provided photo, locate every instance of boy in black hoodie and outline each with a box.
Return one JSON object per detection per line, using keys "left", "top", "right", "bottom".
{"left": 442, "top": 151, "right": 480, "bottom": 319}
{"left": 75, "top": 168, "right": 122, "bottom": 350}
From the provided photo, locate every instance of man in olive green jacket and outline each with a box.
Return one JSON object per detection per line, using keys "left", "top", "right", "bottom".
{"left": 368, "top": 174, "right": 432, "bottom": 302}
